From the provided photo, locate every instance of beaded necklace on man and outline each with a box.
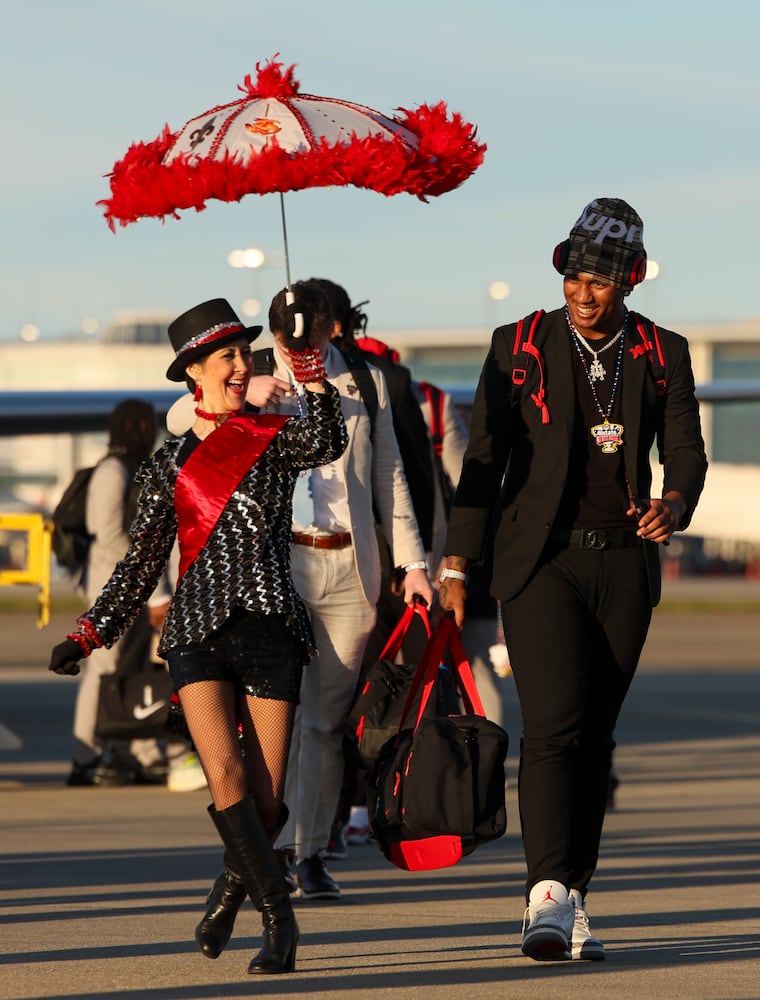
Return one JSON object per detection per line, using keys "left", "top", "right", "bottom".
{"left": 566, "top": 306, "right": 628, "bottom": 455}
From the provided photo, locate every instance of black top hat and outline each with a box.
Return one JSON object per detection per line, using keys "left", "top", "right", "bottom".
{"left": 166, "top": 298, "right": 263, "bottom": 382}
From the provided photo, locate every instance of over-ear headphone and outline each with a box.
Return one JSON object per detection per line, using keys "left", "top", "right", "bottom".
{"left": 552, "top": 240, "right": 571, "bottom": 274}
{"left": 552, "top": 240, "right": 647, "bottom": 287}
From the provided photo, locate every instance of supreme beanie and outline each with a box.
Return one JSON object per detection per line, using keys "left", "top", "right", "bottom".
{"left": 555, "top": 197, "right": 647, "bottom": 289}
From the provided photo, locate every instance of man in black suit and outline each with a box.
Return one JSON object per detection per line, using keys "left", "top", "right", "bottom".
{"left": 440, "top": 198, "right": 707, "bottom": 963}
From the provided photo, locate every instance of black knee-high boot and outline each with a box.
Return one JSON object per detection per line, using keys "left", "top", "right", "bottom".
{"left": 194, "top": 850, "right": 246, "bottom": 959}
{"left": 208, "top": 798, "right": 298, "bottom": 975}
{"left": 195, "top": 805, "right": 289, "bottom": 961}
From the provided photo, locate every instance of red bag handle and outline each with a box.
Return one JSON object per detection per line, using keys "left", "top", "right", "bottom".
{"left": 397, "top": 613, "right": 486, "bottom": 732}
{"left": 376, "top": 598, "right": 431, "bottom": 665}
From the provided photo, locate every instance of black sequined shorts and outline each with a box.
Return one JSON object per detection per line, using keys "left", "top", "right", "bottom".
{"left": 166, "top": 610, "right": 305, "bottom": 704}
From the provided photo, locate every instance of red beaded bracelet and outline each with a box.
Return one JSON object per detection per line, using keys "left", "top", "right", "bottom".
{"left": 290, "top": 347, "right": 328, "bottom": 384}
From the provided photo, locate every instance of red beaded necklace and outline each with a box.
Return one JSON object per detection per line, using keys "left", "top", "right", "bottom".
{"left": 194, "top": 405, "right": 234, "bottom": 427}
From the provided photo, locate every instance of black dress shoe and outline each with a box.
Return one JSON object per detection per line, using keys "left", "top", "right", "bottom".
{"left": 66, "top": 759, "right": 102, "bottom": 786}
{"left": 133, "top": 760, "right": 168, "bottom": 785}
{"left": 91, "top": 760, "right": 134, "bottom": 787}
{"left": 296, "top": 855, "right": 340, "bottom": 900}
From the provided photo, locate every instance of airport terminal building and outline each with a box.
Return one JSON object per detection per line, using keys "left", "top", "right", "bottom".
{"left": 2, "top": 313, "right": 759, "bottom": 574}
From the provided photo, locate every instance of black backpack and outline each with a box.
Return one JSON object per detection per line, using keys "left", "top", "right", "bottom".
{"left": 51, "top": 466, "right": 96, "bottom": 572}
{"left": 51, "top": 456, "right": 139, "bottom": 575}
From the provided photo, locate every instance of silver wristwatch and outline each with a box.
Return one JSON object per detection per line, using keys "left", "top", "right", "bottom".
{"left": 439, "top": 567, "right": 467, "bottom": 583}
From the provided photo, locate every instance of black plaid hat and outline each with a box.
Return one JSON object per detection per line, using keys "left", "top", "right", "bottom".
{"left": 555, "top": 198, "right": 647, "bottom": 289}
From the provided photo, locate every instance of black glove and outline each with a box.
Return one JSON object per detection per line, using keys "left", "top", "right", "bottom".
{"left": 49, "top": 638, "right": 84, "bottom": 676}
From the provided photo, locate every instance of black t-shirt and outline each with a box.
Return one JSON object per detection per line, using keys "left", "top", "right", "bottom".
{"left": 554, "top": 331, "right": 633, "bottom": 531}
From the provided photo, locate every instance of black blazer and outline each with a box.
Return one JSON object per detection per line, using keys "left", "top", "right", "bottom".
{"left": 445, "top": 308, "right": 708, "bottom": 606}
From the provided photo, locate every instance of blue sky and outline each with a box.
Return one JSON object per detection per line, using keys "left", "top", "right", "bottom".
{"left": 2, "top": 0, "right": 758, "bottom": 343}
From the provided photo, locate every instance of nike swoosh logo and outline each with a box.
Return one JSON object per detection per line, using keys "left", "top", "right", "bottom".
{"left": 132, "top": 701, "right": 168, "bottom": 720}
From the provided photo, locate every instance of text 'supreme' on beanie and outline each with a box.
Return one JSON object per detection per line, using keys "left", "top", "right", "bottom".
{"left": 553, "top": 197, "right": 648, "bottom": 290}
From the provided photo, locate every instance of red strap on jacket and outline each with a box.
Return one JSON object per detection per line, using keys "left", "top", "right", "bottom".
{"left": 512, "top": 310, "right": 549, "bottom": 424}
{"left": 629, "top": 311, "right": 667, "bottom": 397}
{"left": 417, "top": 381, "right": 445, "bottom": 457}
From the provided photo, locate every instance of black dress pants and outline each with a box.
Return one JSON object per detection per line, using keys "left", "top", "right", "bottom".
{"left": 501, "top": 542, "right": 652, "bottom": 899}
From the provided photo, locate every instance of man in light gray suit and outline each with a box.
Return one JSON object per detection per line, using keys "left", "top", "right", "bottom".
{"left": 264, "top": 282, "right": 433, "bottom": 899}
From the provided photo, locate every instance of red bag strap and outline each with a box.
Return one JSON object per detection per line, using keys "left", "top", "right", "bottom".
{"left": 417, "top": 380, "right": 445, "bottom": 457}
{"left": 511, "top": 309, "right": 550, "bottom": 424}
{"left": 444, "top": 618, "right": 486, "bottom": 717}
{"left": 376, "top": 599, "right": 431, "bottom": 665}
{"left": 398, "top": 613, "right": 486, "bottom": 732}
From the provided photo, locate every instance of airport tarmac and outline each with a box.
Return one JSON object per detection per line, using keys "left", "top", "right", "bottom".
{"left": 1, "top": 578, "right": 758, "bottom": 999}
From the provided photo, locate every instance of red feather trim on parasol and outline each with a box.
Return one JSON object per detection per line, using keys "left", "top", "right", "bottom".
{"left": 99, "top": 56, "right": 486, "bottom": 230}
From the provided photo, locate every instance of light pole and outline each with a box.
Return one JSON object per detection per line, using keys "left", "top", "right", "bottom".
{"left": 228, "top": 247, "right": 266, "bottom": 318}
{"left": 486, "top": 280, "right": 510, "bottom": 330}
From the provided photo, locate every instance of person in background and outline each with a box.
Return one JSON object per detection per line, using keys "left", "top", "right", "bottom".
{"left": 327, "top": 352, "right": 511, "bottom": 858}
{"left": 49, "top": 295, "right": 347, "bottom": 977}
{"left": 267, "top": 281, "right": 433, "bottom": 899}
{"left": 314, "top": 277, "right": 436, "bottom": 563}
{"left": 415, "top": 379, "right": 512, "bottom": 725}
{"left": 313, "top": 284, "right": 438, "bottom": 854}
{"left": 67, "top": 398, "right": 200, "bottom": 790}
{"left": 440, "top": 197, "right": 707, "bottom": 963}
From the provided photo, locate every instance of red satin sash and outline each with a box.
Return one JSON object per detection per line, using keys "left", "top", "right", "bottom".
{"left": 174, "top": 413, "right": 288, "bottom": 581}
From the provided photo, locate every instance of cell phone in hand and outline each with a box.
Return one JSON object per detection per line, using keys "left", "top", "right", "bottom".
{"left": 631, "top": 495, "right": 648, "bottom": 519}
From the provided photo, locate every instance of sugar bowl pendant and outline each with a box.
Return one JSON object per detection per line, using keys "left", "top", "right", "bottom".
{"left": 590, "top": 419, "right": 625, "bottom": 454}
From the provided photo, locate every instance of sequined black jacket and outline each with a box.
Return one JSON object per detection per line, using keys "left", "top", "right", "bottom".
{"left": 78, "top": 385, "right": 347, "bottom": 657}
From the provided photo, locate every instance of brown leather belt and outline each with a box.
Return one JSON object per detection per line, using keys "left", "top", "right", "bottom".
{"left": 291, "top": 531, "right": 352, "bottom": 550}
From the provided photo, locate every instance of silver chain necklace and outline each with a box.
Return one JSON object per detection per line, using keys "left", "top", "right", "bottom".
{"left": 567, "top": 308, "right": 629, "bottom": 454}
{"left": 565, "top": 309, "right": 625, "bottom": 381}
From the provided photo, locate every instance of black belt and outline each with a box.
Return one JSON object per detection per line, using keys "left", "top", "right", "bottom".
{"left": 550, "top": 528, "right": 642, "bottom": 551}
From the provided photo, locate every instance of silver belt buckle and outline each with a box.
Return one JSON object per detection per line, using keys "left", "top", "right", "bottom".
{"left": 584, "top": 529, "right": 609, "bottom": 550}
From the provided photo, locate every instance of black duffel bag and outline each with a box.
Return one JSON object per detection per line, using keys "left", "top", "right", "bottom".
{"left": 370, "top": 614, "right": 508, "bottom": 872}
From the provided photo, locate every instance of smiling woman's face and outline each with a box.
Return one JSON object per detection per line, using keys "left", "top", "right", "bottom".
{"left": 188, "top": 339, "right": 252, "bottom": 412}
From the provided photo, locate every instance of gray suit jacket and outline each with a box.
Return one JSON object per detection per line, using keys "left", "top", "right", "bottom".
{"left": 272, "top": 344, "right": 426, "bottom": 606}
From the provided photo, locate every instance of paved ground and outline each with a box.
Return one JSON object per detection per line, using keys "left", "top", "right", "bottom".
{"left": 1, "top": 578, "right": 759, "bottom": 999}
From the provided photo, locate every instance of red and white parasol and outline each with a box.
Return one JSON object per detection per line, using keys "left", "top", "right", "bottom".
{"left": 99, "top": 56, "right": 486, "bottom": 288}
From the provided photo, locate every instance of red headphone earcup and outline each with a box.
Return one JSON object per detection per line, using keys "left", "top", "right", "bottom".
{"left": 629, "top": 253, "right": 647, "bottom": 285}
{"left": 553, "top": 241, "right": 569, "bottom": 274}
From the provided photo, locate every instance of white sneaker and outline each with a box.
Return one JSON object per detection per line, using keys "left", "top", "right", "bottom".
{"left": 521, "top": 880, "right": 573, "bottom": 961}
{"left": 346, "top": 806, "right": 371, "bottom": 844}
{"left": 569, "top": 889, "right": 605, "bottom": 961}
{"left": 167, "top": 752, "right": 207, "bottom": 792}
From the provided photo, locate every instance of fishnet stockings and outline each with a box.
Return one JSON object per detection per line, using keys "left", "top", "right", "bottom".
{"left": 179, "top": 680, "right": 295, "bottom": 826}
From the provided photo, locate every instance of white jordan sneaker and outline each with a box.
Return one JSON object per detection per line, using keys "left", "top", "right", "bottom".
{"left": 569, "top": 888, "right": 606, "bottom": 961}
{"left": 521, "top": 880, "right": 573, "bottom": 961}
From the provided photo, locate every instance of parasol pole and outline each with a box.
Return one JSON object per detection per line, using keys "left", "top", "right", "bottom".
{"left": 279, "top": 192, "right": 293, "bottom": 289}
{"left": 280, "top": 192, "right": 304, "bottom": 339}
